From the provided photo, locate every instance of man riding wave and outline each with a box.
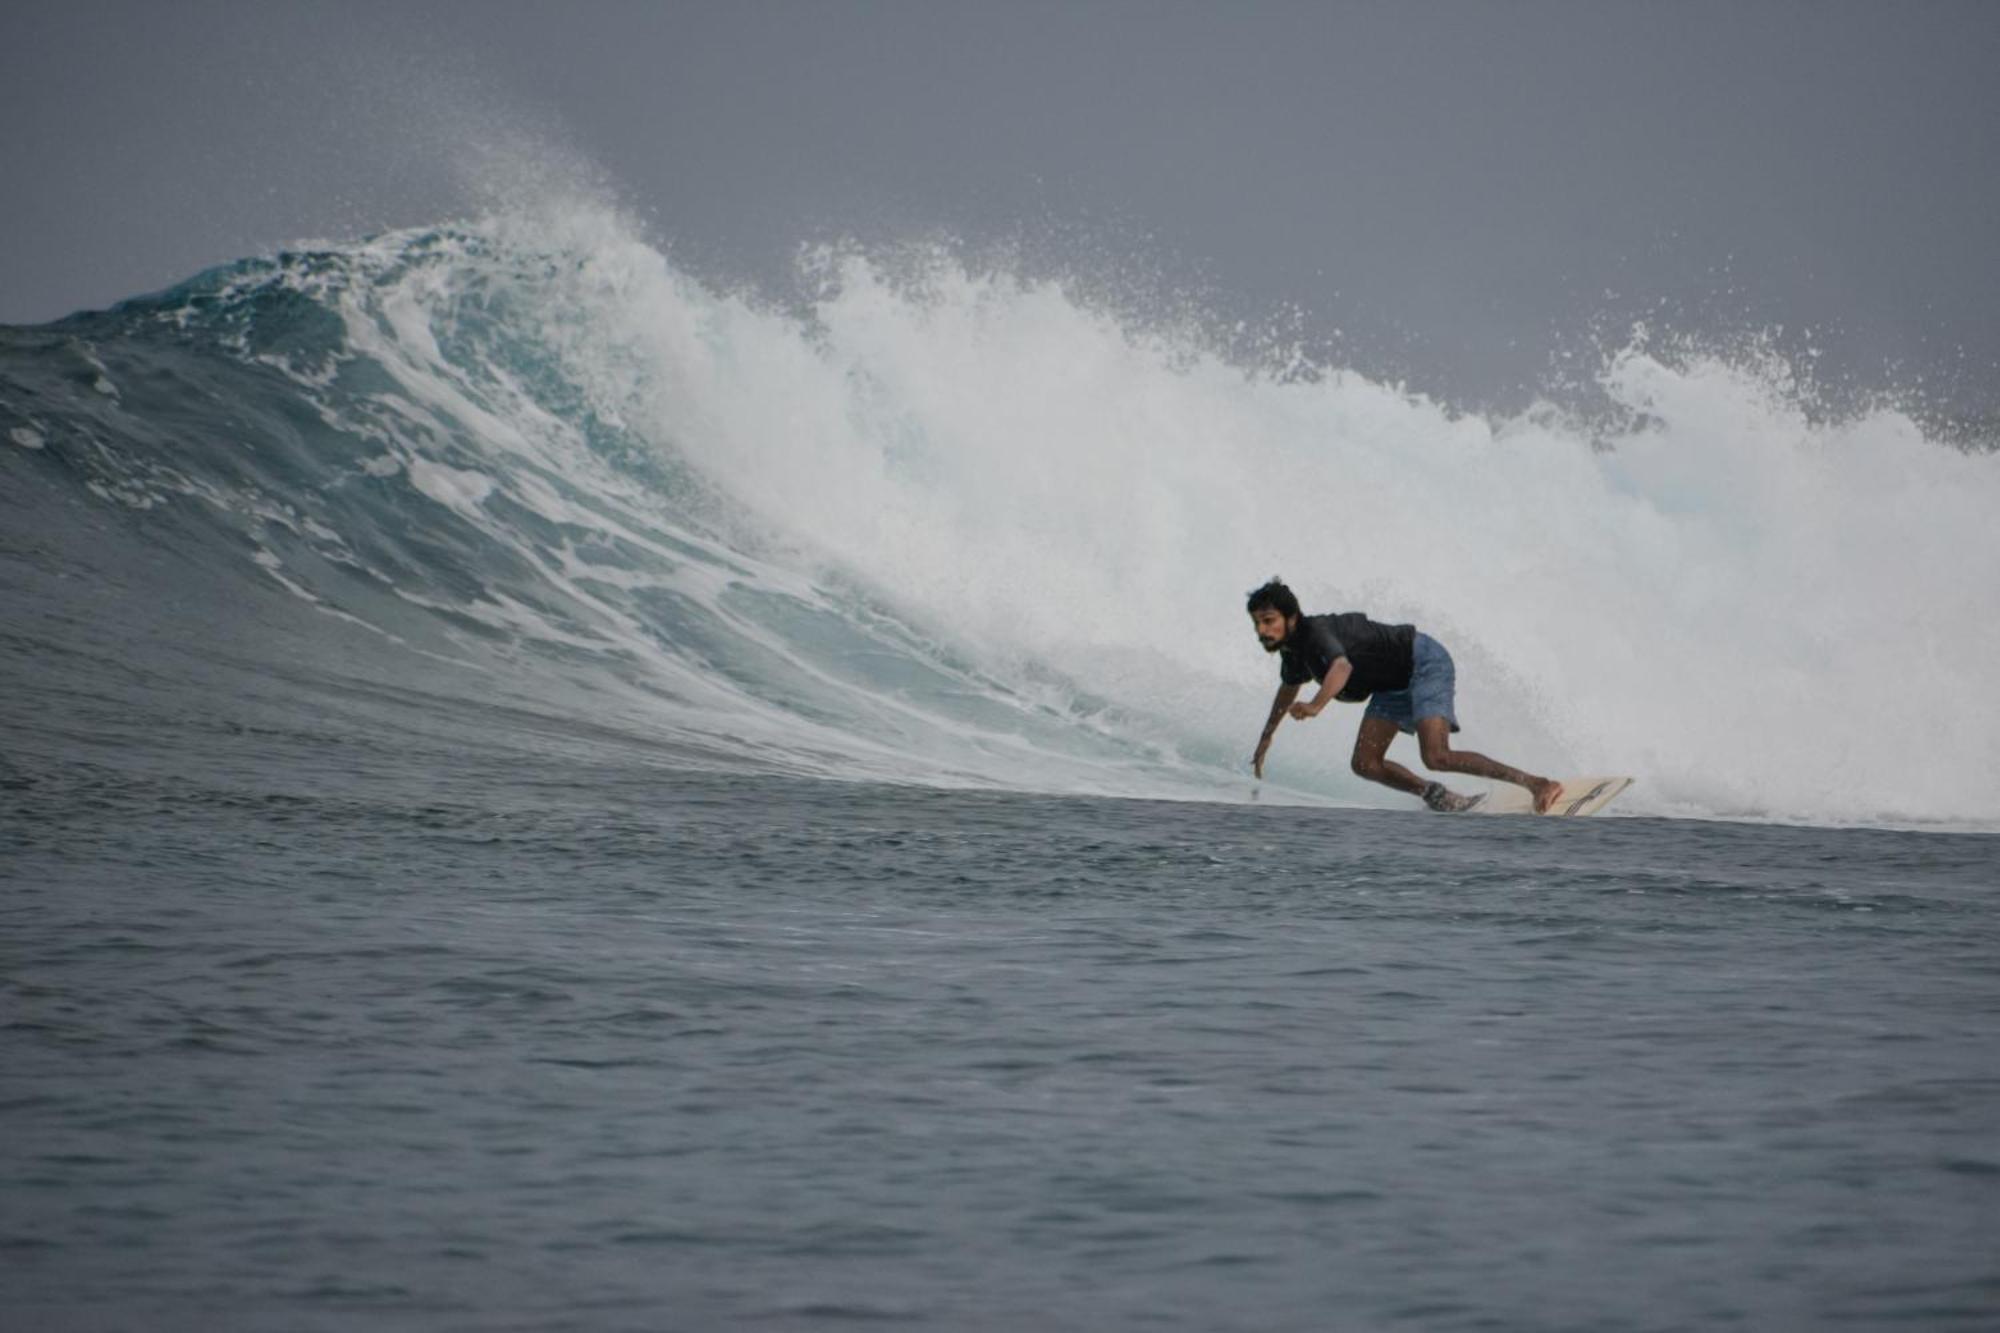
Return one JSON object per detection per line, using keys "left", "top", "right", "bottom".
{"left": 1247, "top": 577, "right": 1559, "bottom": 813}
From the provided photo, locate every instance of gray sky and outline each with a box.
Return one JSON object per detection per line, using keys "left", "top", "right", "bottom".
{"left": 5, "top": 1, "right": 1996, "bottom": 412}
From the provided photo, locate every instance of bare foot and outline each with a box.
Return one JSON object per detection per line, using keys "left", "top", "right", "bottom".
{"left": 1529, "top": 778, "right": 1563, "bottom": 814}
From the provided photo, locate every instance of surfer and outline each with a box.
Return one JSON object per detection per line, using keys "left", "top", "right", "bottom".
{"left": 1247, "top": 578, "right": 1560, "bottom": 813}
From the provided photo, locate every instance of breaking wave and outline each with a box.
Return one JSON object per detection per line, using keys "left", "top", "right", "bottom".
{"left": 4, "top": 200, "right": 1995, "bottom": 825}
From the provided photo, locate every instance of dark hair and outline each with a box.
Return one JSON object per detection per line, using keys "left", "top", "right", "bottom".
{"left": 1246, "top": 577, "right": 1300, "bottom": 619}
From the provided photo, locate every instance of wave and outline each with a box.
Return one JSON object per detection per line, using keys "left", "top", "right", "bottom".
{"left": 4, "top": 201, "right": 1995, "bottom": 826}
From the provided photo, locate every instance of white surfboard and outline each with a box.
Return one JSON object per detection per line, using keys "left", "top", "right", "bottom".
{"left": 1466, "top": 776, "right": 1633, "bottom": 817}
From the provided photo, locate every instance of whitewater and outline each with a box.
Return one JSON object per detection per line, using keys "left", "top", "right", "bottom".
{"left": 5, "top": 201, "right": 1999, "bottom": 1332}
{"left": 4, "top": 201, "right": 1994, "bottom": 825}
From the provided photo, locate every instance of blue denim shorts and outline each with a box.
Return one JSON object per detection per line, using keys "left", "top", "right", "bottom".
{"left": 1363, "top": 632, "right": 1460, "bottom": 735}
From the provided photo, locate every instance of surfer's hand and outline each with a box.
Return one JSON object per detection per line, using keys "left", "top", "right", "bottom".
{"left": 1287, "top": 700, "right": 1321, "bottom": 721}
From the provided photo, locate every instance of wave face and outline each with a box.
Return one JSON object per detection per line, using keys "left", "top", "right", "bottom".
{"left": 3, "top": 203, "right": 1996, "bottom": 825}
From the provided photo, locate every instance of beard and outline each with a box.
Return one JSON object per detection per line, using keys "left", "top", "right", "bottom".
{"left": 1259, "top": 636, "right": 1282, "bottom": 653}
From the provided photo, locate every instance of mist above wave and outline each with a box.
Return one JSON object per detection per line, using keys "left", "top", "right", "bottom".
{"left": 8, "top": 201, "right": 1996, "bottom": 825}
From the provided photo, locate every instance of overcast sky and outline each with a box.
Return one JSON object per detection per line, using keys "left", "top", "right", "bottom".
{"left": 5, "top": 1, "right": 1995, "bottom": 410}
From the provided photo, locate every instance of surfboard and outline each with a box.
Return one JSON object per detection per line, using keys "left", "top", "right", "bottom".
{"left": 1465, "top": 776, "right": 1633, "bottom": 817}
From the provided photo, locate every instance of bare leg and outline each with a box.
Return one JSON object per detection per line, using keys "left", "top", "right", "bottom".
{"left": 1415, "top": 717, "right": 1561, "bottom": 813}
{"left": 1350, "top": 715, "right": 1429, "bottom": 798}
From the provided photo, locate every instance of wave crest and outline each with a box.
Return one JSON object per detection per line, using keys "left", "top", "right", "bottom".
{"left": 5, "top": 204, "right": 1995, "bottom": 824}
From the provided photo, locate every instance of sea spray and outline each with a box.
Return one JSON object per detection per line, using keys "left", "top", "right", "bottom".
{"left": 517, "top": 220, "right": 1996, "bottom": 822}
{"left": 3, "top": 202, "right": 1994, "bottom": 824}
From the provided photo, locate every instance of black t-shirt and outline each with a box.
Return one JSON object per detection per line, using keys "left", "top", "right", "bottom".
{"left": 1278, "top": 612, "right": 1418, "bottom": 700}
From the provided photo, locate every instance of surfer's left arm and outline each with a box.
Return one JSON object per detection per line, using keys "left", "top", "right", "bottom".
{"left": 1288, "top": 657, "right": 1352, "bottom": 720}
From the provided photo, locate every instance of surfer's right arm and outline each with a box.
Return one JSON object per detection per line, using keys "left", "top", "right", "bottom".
{"left": 1253, "top": 683, "right": 1301, "bottom": 779}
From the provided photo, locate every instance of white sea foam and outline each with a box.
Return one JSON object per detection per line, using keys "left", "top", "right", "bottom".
{"left": 406, "top": 458, "right": 495, "bottom": 513}
{"left": 306, "top": 206, "right": 1999, "bottom": 825}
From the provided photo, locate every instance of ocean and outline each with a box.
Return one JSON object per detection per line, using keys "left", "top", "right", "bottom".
{"left": 3, "top": 203, "right": 1996, "bottom": 1330}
